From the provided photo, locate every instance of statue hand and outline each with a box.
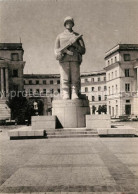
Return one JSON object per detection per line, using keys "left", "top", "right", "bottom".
{"left": 64, "top": 49, "right": 73, "bottom": 56}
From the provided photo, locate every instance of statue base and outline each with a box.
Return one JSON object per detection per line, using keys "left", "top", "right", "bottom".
{"left": 52, "top": 99, "right": 90, "bottom": 128}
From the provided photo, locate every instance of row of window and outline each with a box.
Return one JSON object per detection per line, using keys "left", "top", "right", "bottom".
{"left": 108, "top": 69, "right": 130, "bottom": 81}
{"left": 108, "top": 85, "right": 118, "bottom": 95}
{"left": 108, "top": 70, "right": 118, "bottom": 80}
{"left": 83, "top": 76, "right": 106, "bottom": 83}
{"left": 27, "top": 88, "right": 60, "bottom": 94}
{"left": 107, "top": 54, "right": 131, "bottom": 65}
{"left": 108, "top": 83, "right": 130, "bottom": 95}
{"left": 108, "top": 56, "right": 117, "bottom": 65}
{"left": 84, "top": 86, "right": 107, "bottom": 92}
{"left": 24, "top": 79, "right": 60, "bottom": 85}
{"left": 91, "top": 95, "right": 107, "bottom": 102}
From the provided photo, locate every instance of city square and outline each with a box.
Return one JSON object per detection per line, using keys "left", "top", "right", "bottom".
{"left": 0, "top": 0, "right": 138, "bottom": 193}
{"left": 0, "top": 124, "right": 138, "bottom": 193}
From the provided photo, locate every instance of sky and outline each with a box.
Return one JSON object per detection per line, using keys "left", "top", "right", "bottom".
{"left": 0, "top": 0, "right": 138, "bottom": 74}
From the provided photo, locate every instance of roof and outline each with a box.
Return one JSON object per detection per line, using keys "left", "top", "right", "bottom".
{"left": 81, "top": 70, "right": 106, "bottom": 77}
{"left": 23, "top": 74, "right": 60, "bottom": 79}
{"left": 0, "top": 43, "right": 23, "bottom": 50}
{"left": 105, "top": 44, "right": 138, "bottom": 59}
{"left": 24, "top": 71, "right": 106, "bottom": 79}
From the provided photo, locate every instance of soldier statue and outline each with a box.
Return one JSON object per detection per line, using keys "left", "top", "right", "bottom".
{"left": 54, "top": 16, "right": 86, "bottom": 100}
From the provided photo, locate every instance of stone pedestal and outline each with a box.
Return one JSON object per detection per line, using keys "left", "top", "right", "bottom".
{"left": 86, "top": 114, "right": 111, "bottom": 129}
{"left": 52, "top": 99, "right": 90, "bottom": 128}
{"left": 32, "top": 115, "right": 56, "bottom": 130}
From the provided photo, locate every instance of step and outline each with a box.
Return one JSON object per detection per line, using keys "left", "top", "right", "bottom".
{"left": 46, "top": 131, "right": 98, "bottom": 135}
{"left": 47, "top": 134, "right": 98, "bottom": 138}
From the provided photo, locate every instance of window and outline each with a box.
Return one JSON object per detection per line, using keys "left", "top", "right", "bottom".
{"left": 57, "top": 89, "right": 60, "bottom": 93}
{"left": 108, "top": 73, "right": 110, "bottom": 80}
{"left": 43, "top": 80, "right": 46, "bottom": 85}
{"left": 116, "top": 105, "right": 118, "bottom": 116}
{"left": 23, "top": 80, "right": 25, "bottom": 85}
{"left": 57, "top": 80, "right": 60, "bottom": 84}
{"left": 43, "top": 89, "right": 46, "bottom": 94}
{"left": 36, "top": 80, "right": 39, "bottom": 84}
{"left": 104, "top": 77, "right": 106, "bottom": 81}
{"left": 91, "top": 87, "right": 94, "bottom": 91}
{"left": 115, "top": 70, "right": 117, "bottom": 78}
{"left": 125, "top": 69, "right": 130, "bottom": 77}
{"left": 98, "top": 77, "right": 100, "bottom": 82}
{"left": 108, "top": 60, "right": 110, "bottom": 65}
{"left": 85, "top": 87, "right": 88, "bottom": 92}
{"left": 112, "top": 72, "right": 113, "bottom": 79}
{"left": 116, "top": 85, "right": 118, "bottom": 93}
{"left": 98, "top": 95, "right": 101, "bottom": 101}
{"left": 36, "top": 89, "right": 40, "bottom": 94}
{"left": 124, "top": 54, "right": 130, "bottom": 61}
{"left": 115, "top": 56, "right": 117, "bottom": 62}
{"left": 29, "top": 80, "right": 32, "bottom": 85}
{"left": 112, "top": 86, "right": 114, "bottom": 94}
{"left": 50, "top": 89, "right": 54, "bottom": 94}
{"left": 92, "top": 78, "right": 94, "bottom": 82}
{"left": 85, "top": 78, "right": 88, "bottom": 82}
{"left": 109, "top": 87, "right": 110, "bottom": 95}
{"left": 109, "top": 106, "right": 111, "bottom": 115}
{"left": 125, "top": 83, "right": 130, "bottom": 92}
{"left": 126, "top": 100, "right": 130, "bottom": 103}
{"left": 13, "top": 69, "right": 18, "bottom": 77}
{"left": 98, "top": 86, "right": 101, "bottom": 91}
{"left": 104, "top": 95, "right": 107, "bottom": 100}
{"left": 111, "top": 58, "right": 113, "bottom": 64}
{"left": 104, "top": 86, "right": 107, "bottom": 91}
{"left": 92, "top": 96, "right": 95, "bottom": 101}
{"left": 50, "top": 80, "right": 53, "bottom": 84}
{"left": 11, "top": 53, "right": 19, "bottom": 61}
{"left": 29, "top": 88, "right": 33, "bottom": 94}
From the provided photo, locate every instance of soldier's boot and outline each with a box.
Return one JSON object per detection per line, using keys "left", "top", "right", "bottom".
{"left": 71, "top": 88, "right": 79, "bottom": 100}
{"left": 62, "top": 88, "right": 70, "bottom": 100}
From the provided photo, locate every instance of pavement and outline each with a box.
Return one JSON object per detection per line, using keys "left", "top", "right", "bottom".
{"left": 0, "top": 126, "right": 138, "bottom": 193}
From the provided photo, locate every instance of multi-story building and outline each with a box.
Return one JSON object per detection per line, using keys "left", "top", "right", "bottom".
{"left": 23, "top": 71, "right": 107, "bottom": 115}
{"left": 1, "top": 42, "right": 138, "bottom": 121}
{"left": 0, "top": 43, "right": 25, "bottom": 120}
{"left": 23, "top": 74, "right": 60, "bottom": 114}
{"left": 0, "top": 43, "right": 25, "bottom": 96}
{"left": 81, "top": 70, "right": 107, "bottom": 114}
{"left": 104, "top": 44, "right": 138, "bottom": 117}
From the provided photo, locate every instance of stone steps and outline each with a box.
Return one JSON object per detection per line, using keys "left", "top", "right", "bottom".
{"left": 8, "top": 126, "right": 98, "bottom": 139}
{"left": 46, "top": 128, "right": 98, "bottom": 138}
{"left": 47, "top": 133, "right": 98, "bottom": 138}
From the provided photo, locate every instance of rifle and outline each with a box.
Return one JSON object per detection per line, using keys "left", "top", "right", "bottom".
{"left": 56, "top": 34, "right": 83, "bottom": 60}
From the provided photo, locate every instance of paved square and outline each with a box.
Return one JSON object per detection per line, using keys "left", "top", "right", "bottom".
{"left": 0, "top": 129, "right": 138, "bottom": 193}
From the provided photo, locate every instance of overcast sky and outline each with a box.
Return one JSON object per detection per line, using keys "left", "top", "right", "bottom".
{"left": 0, "top": 0, "right": 138, "bottom": 74}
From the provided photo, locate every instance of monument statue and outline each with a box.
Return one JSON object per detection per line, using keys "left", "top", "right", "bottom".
{"left": 54, "top": 16, "right": 86, "bottom": 100}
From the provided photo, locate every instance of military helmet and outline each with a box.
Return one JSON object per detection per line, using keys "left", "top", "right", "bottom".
{"left": 64, "top": 16, "right": 74, "bottom": 27}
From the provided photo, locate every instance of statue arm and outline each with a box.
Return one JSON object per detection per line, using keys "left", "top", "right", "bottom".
{"left": 54, "top": 35, "right": 60, "bottom": 56}
{"left": 73, "top": 38, "right": 86, "bottom": 55}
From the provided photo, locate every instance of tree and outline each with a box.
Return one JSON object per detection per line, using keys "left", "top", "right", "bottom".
{"left": 97, "top": 105, "right": 107, "bottom": 114}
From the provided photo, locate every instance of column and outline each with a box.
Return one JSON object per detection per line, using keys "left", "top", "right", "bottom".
{"left": 137, "top": 68, "right": 138, "bottom": 92}
{"left": 1, "top": 68, "right": 4, "bottom": 94}
{"left": 5, "top": 68, "right": 9, "bottom": 96}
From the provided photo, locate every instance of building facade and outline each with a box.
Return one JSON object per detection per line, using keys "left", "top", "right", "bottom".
{"left": 105, "top": 44, "right": 138, "bottom": 117}
{"left": 1, "top": 42, "right": 138, "bottom": 121}
{"left": 23, "top": 74, "right": 60, "bottom": 114}
{"left": 0, "top": 43, "right": 25, "bottom": 120}
{"left": 0, "top": 43, "right": 25, "bottom": 98}
{"left": 81, "top": 71, "right": 107, "bottom": 114}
